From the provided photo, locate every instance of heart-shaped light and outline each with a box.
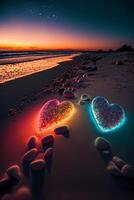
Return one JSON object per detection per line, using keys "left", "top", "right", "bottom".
{"left": 90, "top": 96, "right": 126, "bottom": 132}
{"left": 37, "top": 99, "right": 74, "bottom": 132}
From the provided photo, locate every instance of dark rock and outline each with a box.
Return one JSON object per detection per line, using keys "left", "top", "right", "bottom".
{"left": 88, "top": 73, "right": 95, "bottom": 76}
{"left": 63, "top": 82, "right": 72, "bottom": 87}
{"left": 30, "top": 159, "right": 45, "bottom": 171}
{"left": 13, "top": 186, "right": 32, "bottom": 200}
{"left": 63, "top": 89, "right": 75, "bottom": 99}
{"left": 58, "top": 88, "right": 64, "bottom": 95}
{"left": 0, "top": 171, "right": 21, "bottom": 195}
{"left": 102, "top": 150, "right": 111, "bottom": 155}
{"left": 41, "top": 135, "right": 54, "bottom": 152}
{"left": 72, "top": 78, "right": 84, "bottom": 88}
{"left": 0, "top": 176, "right": 10, "bottom": 190}
{"left": 83, "top": 64, "right": 97, "bottom": 72}
{"left": 81, "top": 94, "right": 91, "bottom": 101}
{"left": 8, "top": 108, "right": 17, "bottom": 117}
{"left": 22, "top": 148, "right": 38, "bottom": 163}
{"left": 121, "top": 164, "right": 134, "bottom": 178}
{"left": 44, "top": 147, "right": 53, "bottom": 162}
{"left": 44, "top": 148, "right": 53, "bottom": 173}
{"left": 54, "top": 126, "right": 69, "bottom": 137}
{"left": 106, "top": 161, "right": 121, "bottom": 176}
{"left": 115, "top": 61, "right": 124, "bottom": 65}
{"left": 27, "top": 136, "right": 38, "bottom": 150}
{"left": 7, "top": 165, "right": 22, "bottom": 181}
{"left": 94, "top": 137, "right": 111, "bottom": 151}
{"left": 30, "top": 159, "right": 45, "bottom": 199}
{"left": 1, "top": 194, "right": 12, "bottom": 200}
{"left": 79, "top": 94, "right": 91, "bottom": 105}
{"left": 112, "top": 156, "right": 126, "bottom": 169}
{"left": 88, "top": 66, "right": 97, "bottom": 72}
{"left": 82, "top": 66, "right": 86, "bottom": 70}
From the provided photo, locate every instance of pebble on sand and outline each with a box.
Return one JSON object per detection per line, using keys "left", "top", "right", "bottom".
{"left": 106, "top": 161, "right": 121, "bottom": 177}
{"left": 13, "top": 186, "right": 32, "bottom": 200}
{"left": 0, "top": 176, "right": 10, "bottom": 187}
{"left": 83, "top": 65, "right": 97, "bottom": 72}
{"left": 22, "top": 148, "right": 38, "bottom": 163}
{"left": 58, "top": 88, "right": 64, "bottom": 95}
{"left": 115, "top": 61, "right": 124, "bottom": 65}
{"left": 7, "top": 165, "right": 22, "bottom": 181}
{"left": 94, "top": 137, "right": 111, "bottom": 151}
{"left": 54, "top": 126, "right": 69, "bottom": 136}
{"left": 1, "top": 194, "right": 12, "bottom": 200}
{"left": 81, "top": 94, "right": 91, "bottom": 101}
{"left": 79, "top": 94, "right": 91, "bottom": 104}
{"left": 112, "top": 156, "right": 126, "bottom": 169}
{"left": 121, "top": 164, "right": 134, "bottom": 178}
{"left": 30, "top": 159, "right": 45, "bottom": 171}
{"left": 63, "top": 89, "right": 75, "bottom": 99}
{"left": 41, "top": 135, "right": 54, "bottom": 151}
{"left": 27, "top": 136, "right": 38, "bottom": 150}
{"left": 44, "top": 147, "right": 53, "bottom": 162}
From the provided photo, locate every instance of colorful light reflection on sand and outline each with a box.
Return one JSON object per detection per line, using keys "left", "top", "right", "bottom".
{"left": 90, "top": 96, "right": 126, "bottom": 133}
{"left": 0, "top": 54, "right": 78, "bottom": 83}
{"left": 37, "top": 99, "right": 74, "bottom": 133}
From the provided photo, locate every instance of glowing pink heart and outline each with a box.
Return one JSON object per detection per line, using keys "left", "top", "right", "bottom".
{"left": 37, "top": 99, "right": 74, "bottom": 132}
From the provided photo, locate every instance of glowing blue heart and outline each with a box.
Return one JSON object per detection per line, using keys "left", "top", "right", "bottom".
{"left": 90, "top": 96, "right": 126, "bottom": 133}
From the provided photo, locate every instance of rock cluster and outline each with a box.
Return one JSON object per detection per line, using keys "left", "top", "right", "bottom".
{"left": 106, "top": 158, "right": 134, "bottom": 178}
{"left": 94, "top": 137, "right": 134, "bottom": 179}
{"left": 0, "top": 165, "right": 22, "bottom": 196}
{"left": 0, "top": 134, "right": 56, "bottom": 199}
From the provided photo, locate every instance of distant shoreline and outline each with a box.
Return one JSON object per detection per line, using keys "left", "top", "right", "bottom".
{"left": 0, "top": 53, "right": 77, "bottom": 65}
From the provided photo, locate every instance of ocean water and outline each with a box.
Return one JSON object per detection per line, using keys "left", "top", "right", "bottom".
{"left": 0, "top": 50, "right": 79, "bottom": 83}
{"left": 0, "top": 50, "right": 77, "bottom": 59}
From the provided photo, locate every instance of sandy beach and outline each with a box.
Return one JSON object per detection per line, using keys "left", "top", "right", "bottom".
{"left": 0, "top": 51, "right": 134, "bottom": 200}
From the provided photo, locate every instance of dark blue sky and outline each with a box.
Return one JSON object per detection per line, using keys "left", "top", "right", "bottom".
{"left": 0, "top": 0, "right": 134, "bottom": 49}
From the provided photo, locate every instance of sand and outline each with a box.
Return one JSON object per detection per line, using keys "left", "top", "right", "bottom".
{"left": 0, "top": 51, "right": 134, "bottom": 200}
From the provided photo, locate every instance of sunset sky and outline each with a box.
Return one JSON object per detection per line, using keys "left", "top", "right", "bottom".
{"left": 0, "top": 0, "right": 134, "bottom": 50}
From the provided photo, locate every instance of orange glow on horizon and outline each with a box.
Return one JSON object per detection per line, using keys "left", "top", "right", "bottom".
{"left": 0, "top": 22, "right": 120, "bottom": 50}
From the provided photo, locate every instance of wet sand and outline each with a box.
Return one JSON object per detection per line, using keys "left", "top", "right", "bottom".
{"left": 0, "top": 52, "right": 134, "bottom": 200}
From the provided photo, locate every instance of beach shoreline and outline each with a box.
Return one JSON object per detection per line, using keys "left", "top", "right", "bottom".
{"left": 0, "top": 53, "right": 80, "bottom": 84}
{"left": 0, "top": 53, "right": 85, "bottom": 122}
